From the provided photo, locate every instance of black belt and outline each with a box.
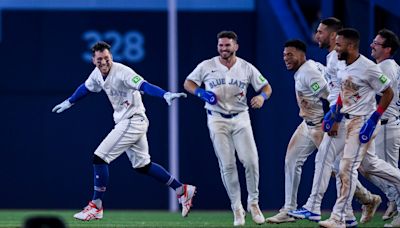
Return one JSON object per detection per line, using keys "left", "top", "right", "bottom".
{"left": 381, "top": 116, "right": 400, "bottom": 125}
{"left": 344, "top": 113, "right": 357, "bottom": 119}
{"left": 305, "top": 119, "right": 323, "bottom": 126}
{"left": 207, "top": 110, "right": 239, "bottom": 119}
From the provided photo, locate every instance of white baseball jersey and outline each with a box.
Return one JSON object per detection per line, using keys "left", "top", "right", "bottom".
{"left": 378, "top": 59, "right": 400, "bottom": 119}
{"left": 293, "top": 59, "right": 328, "bottom": 123}
{"left": 186, "top": 56, "right": 269, "bottom": 114}
{"left": 325, "top": 50, "right": 346, "bottom": 105}
{"left": 338, "top": 55, "right": 391, "bottom": 115}
{"left": 85, "top": 62, "right": 147, "bottom": 124}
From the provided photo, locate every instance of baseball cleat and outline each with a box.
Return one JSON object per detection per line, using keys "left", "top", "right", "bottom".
{"left": 319, "top": 217, "right": 345, "bottom": 228}
{"left": 360, "top": 194, "right": 381, "bottom": 223}
{"left": 287, "top": 207, "right": 320, "bottom": 222}
{"left": 178, "top": 184, "right": 196, "bottom": 217}
{"left": 266, "top": 210, "right": 295, "bottom": 223}
{"left": 384, "top": 214, "right": 400, "bottom": 227}
{"left": 73, "top": 201, "right": 103, "bottom": 221}
{"left": 383, "top": 201, "right": 398, "bottom": 221}
{"left": 247, "top": 204, "right": 265, "bottom": 224}
{"left": 233, "top": 207, "right": 246, "bottom": 226}
{"left": 345, "top": 219, "right": 358, "bottom": 227}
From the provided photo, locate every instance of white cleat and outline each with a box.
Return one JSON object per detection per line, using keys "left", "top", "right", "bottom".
{"left": 319, "top": 217, "right": 345, "bottom": 228}
{"left": 384, "top": 214, "right": 400, "bottom": 227}
{"left": 383, "top": 201, "right": 398, "bottom": 221}
{"left": 73, "top": 201, "right": 103, "bottom": 221}
{"left": 233, "top": 208, "right": 246, "bottom": 226}
{"left": 265, "top": 209, "right": 295, "bottom": 224}
{"left": 360, "top": 194, "right": 382, "bottom": 224}
{"left": 247, "top": 204, "right": 265, "bottom": 224}
{"left": 178, "top": 184, "right": 196, "bottom": 217}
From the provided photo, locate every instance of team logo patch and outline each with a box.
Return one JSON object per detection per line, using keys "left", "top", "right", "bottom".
{"left": 311, "top": 82, "right": 320, "bottom": 92}
{"left": 379, "top": 74, "right": 388, "bottom": 84}
{"left": 258, "top": 75, "right": 266, "bottom": 83}
{"left": 132, "top": 75, "right": 142, "bottom": 84}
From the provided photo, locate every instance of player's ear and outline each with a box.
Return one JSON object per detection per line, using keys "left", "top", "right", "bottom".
{"left": 92, "top": 56, "right": 96, "bottom": 65}
{"left": 235, "top": 43, "right": 239, "bottom": 52}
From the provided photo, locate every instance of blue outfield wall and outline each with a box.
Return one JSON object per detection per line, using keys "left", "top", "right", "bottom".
{"left": 1, "top": 1, "right": 398, "bottom": 210}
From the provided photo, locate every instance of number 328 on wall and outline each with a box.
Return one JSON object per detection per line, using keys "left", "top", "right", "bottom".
{"left": 82, "top": 30, "right": 145, "bottom": 63}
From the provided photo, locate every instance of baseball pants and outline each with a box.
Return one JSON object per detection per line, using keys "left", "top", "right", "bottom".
{"left": 207, "top": 111, "right": 260, "bottom": 211}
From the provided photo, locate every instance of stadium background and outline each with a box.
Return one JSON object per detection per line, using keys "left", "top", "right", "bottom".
{"left": 0, "top": 0, "right": 399, "bottom": 212}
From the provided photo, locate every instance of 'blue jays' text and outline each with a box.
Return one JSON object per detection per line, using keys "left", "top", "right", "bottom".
{"left": 208, "top": 78, "right": 247, "bottom": 89}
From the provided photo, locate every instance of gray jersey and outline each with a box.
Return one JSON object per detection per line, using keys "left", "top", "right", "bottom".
{"left": 186, "top": 56, "right": 269, "bottom": 114}
{"left": 325, "top": 50, "right": 346, "bottom": 105}
{"left": 378, "top": 59, "right": 400, "bottom": 119}
{"left": 294, "top": 60, "right": 328, "bottom": 123}
{"left": 338, "top": 55, "right": 391, "bottom": 115}
{"left": 85, "top": 62, "right": 146, "bottom": 123}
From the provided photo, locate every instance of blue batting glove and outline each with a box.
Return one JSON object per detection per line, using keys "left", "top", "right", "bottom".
{"left": 322, "top": 110, "right": 335, "bottom": 132}
{"left": 359, "top": 111, "right": 381, "bottom": 144}
{"left": 322, "top": 105, "right": 343, "bottom": 132}
{"left": 194, "top": 88, "right": 217, "bottom": 105}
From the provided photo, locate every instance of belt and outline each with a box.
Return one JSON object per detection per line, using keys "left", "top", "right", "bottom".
{"left": 381, "top": 116, "right": 400, "bottom": 125}
{"left": 305, "top": 119, "right": 323, "bottom": 126}
{"left": 344, "top": 113, "right": 358, "bottom": 119}
{"left": 207, "top": 110, "right": 239, "bottom": 119}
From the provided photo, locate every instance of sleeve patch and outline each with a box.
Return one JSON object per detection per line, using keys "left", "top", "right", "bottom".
{"left": 132, "top": 75, "right": 143, "bottom": 84}
{"left": 258, "top": 75, "right": 266, "bottom": 83}
{"left": 311, "top": 82, "right": 320, "bottom": 92}
{"left": 379, "top": 74, "right": 388, "bottom": 84}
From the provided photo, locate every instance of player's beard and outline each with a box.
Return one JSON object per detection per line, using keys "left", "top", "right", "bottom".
{"left": 319, "top": 40, "right": 330, "bottom": 49}
{"left": 219, "top": 51, "right": 234, "bottom": 60}
{"left": 337, "top": 51, "right": 349, "bottom": 61}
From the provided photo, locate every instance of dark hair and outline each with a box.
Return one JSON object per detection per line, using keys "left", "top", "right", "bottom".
{"left": 320, "top": 17, "right": 343, "bottom": 32}
{"left": 91, "top": 41, "right": 111, "bottom": 55}
{"left": 337, "top": 28, "right": 360, "bottom": 48}
{"left": 217, "top": 31, "right": 238, "bottom": 42}
{"left": 378, "top": 28, "right": 400, "bottom": 55}
{"left": 284, "top": 39, "right": 307, "bottom": 53}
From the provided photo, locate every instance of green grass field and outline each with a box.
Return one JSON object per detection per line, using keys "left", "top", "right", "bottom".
{"left": 0, "top": 210, "right": 390, "bottom": 227}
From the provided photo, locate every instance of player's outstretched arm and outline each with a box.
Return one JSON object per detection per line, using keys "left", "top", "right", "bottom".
{"left": 140, "top": 81, "right": 187, "bottom": 106}
{"left": 250, "top": 84, "right": 272, "bottom": 109}
{"left": 183, "top": 79, "right": 217, "bottom": 105}
{"left": 52, "top": 83, "right": 91, "bottom": 113}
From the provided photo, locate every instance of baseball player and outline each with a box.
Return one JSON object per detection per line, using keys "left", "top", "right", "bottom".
{"left": 52, "top": 41, "right": 196, "bottom": 221}
{"left": 183, "top": 31, "right": 271, "bottom": 226}
{"left": 319, "top": 28, "right": 400, "bottom": 228}
{"left": 288, "top": 18, "right": 381, "bottom": 227}
{"left": 368, "top": 29, "right": 400, "bottom": 223}
{"left": 266, "top": 39, "right": 329, "bottom": 224}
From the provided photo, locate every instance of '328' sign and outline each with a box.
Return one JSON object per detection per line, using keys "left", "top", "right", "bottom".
{"left": 82, "top": 30, "right": 145, "bottom": 63}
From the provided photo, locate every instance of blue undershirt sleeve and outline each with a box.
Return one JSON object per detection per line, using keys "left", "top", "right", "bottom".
{"left": 69, "top": 83, "right": 91, "bottom": 103}
{"left": 139, "top": 81, "right": 167, "bottom": 98}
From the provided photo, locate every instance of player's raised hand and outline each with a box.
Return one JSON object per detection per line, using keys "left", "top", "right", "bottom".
{"left": 52, "top": 99, "right": 73, "bottom": 113}
{"left": 250, "top": 95, "right": 264, "bottom": 109}
{"left": 163, "top": 92, "right": 187, "bottom": 106}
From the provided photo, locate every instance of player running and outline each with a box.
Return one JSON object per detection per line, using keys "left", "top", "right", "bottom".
{"left": 266, "top": 39, "right": 329, "bottom": 224}
{"left": 52, "top": 41, "right": 196, "bottom": 221}
{"left": 368, "top": 29, "right": 400, "bottom": 225}
{"left": 319, "top": 28, "right": 400, "bottom": 228}
{"left": 184, "top": 31, "right": 271, "bottom": 226}
{"left": 288, "top": 18, "right": 381, "bottom": 227}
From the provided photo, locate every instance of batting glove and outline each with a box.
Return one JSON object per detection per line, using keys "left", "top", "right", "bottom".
{"left": 359, "top": 111, "right": 380, "bottom": 143}
{"left": 322, "top": 105, "right": 343, "bottom": 132}
{"left": 52, "top": 99, "right": 73, "bottom": 113}
{"left": 163, "top": 92, "right": 187, "bottom": 106}
{"left": 194, "top": 88, "right": 217, "bottom": 105}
